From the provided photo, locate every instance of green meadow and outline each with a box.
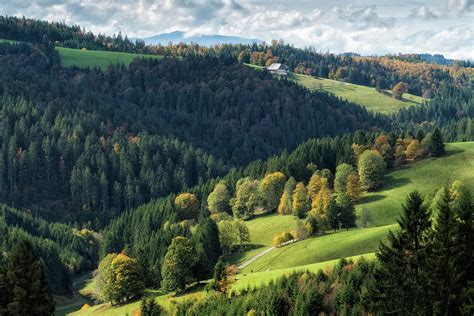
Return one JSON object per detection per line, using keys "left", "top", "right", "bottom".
{"left": 358, "top": 142, "right": 474, "bottom": 226}
{"left": 56, "top": 47, "right": 163, "bottom": 70}
{"left": 244, "top": 63, "right": 425, "bottom": 114}
{"left": 240, "top": 225, "right": 393, "bottom": 273}
{"left": 293, "top": 73, "right": 425, "bottom": 114}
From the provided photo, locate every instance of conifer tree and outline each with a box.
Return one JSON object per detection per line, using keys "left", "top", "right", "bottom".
{"left": 451, "top": 184, "right": 474, "bottom": 313}
{"left": 140, "top": 298, "right": 163, "bottom": 316}
{"left": 429, "top": 128, "right": 445, "bottom": 157}
{"left": 373, "top": 191, "right": 431, "bottom": 314}
{"left": 194, "top": 218, "right": 222, "bottom": 279}
{"left": 5, "top": 240, "right": 55, "bottom": 315}
{"left": 0, "top": 266, "right": 10, "bottom": 315}
{"left": 337, "top": 193, "right": 356, "bottom": 230}
{"left": 428, "top": 186, "right": 463, "bottom": 314}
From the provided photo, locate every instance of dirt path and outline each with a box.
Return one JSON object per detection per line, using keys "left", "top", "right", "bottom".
{"left": 237, "top": 246, "right": 276, "bottom": 270}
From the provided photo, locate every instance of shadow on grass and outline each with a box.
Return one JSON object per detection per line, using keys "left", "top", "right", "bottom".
{"left": 381, "top": 176, "right": 411, "bottom": 190}
{"left": 362, "top": 194, "right": 386, "bottom": 204}
{"left": 444, "top": 148, "right": 465, "bottom": 157}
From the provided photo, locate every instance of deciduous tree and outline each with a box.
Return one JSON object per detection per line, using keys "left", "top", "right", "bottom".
{"left": 207, "top": 182, "right": 231, "bottom": 214}
{"left": 292, "top": 182, "right": 310, "bottom": 219}
{"left": 358, "top": 150, "right": 386, "bottom": 191}
{"left": 161, "top": 237, "right": 198, "bottom": 293}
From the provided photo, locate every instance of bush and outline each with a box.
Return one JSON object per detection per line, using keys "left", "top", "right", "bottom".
{"left": 272, "top": 232, "right": 294, "bottom": 247}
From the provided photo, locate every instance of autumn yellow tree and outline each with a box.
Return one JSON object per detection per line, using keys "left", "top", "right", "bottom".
{"left": 259, "top": 172, "right": 286, "bottom": 212}
{"left": 406, "top": 139, "right": 421, "bottom": 160}
{"left": 392, "top": 82, "right": 407, "bottom": 99}
{"left": 346, "top": 171, "right": 363, "bottom": 203}
{"left": 292, "top": 182, "right": 310, "bottom": 218}
{"left": 175, "top": 193, "right": 199, "bottom": 220}
{"left": 310, "top": 179, "right": 331, "bottom": 229}
{"left": 278, "top": 177, "right": 296, "bottom": 215}
{"left": 307, "top": 172, "right": 324, "bottom": 199}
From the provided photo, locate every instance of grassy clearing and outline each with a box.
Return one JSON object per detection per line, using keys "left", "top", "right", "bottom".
{"left": 233, "top": 252, "right": 376, "bottom": 292}
{"left": 243, "top": 63, "right": 425, "bottom": 114}
{"left": 229, "top": 214, "right": 298, "bottom": 265}
{"left": 0, "top": 38, "right": 18, "bottom": 44}
{"left": 358, "top": 142, "right": 474, "bottom": 227}
{"left": 240, "top": 224, "right": 394, "bottom": 273}
{"left": 293, "top": 74, "right": 425, "bottom": 114}
{"left": 56, "top": 47, "right": 163, "bottom": 70}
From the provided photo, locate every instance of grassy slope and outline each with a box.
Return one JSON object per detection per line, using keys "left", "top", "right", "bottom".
{"left": 233, "top": 252, "right": 376, "bottom": 292}
{"left": 234, "top": 142, "right": 474, "bottom": 272}
{"left": 294, "top": 74, "right": 425, "bottom": 114}
{"left": 229, "top": 214, "right": 298, "bottom": 265}
{"left": 358, "top": 142, "right": 474, "bottom": 226}
{"left": 244, "top": 64, "right": 425, "bottom": 114}
{"left": 240, "top": 225, "right": 394, "bottom": 273}
{"left": 56, "top": 47, "right": 163, "bottom": 70}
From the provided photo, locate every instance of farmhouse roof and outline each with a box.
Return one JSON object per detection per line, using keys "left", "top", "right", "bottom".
{"left": 267, "top": 63, "right": 287, "bottom": 70}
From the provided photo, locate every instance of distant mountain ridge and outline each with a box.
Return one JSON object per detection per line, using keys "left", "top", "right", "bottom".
{"left": 138, "top": 31, "right": 262, "bottom": 46}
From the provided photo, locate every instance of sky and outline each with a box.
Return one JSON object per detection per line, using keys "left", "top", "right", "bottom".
{"left": 2, "top": 0, "right": 473, "bottom": 59}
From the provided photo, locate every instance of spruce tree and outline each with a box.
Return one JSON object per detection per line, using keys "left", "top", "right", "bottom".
{"left": 428, "top": 187, "right": 464, "bottom": 314}
{"left": 0, "top": 266, "right": 10, "bottom": 315}
{"left": 140, "top": 298, "right": 163, "bottom": 316}
{"left": 429, "top": 128, "right": 445, "bottom": 157}
{"left": 373, "top": 191, "right": 431, "bottom": 314}
{"left": 5, "top": 240, "right": 55, "bottom": 315}
{"left": 194, "top": 218, "right": 222, "bottom": 279}
{"left": 453, "top": 186, "right": 474, "bottom": 313}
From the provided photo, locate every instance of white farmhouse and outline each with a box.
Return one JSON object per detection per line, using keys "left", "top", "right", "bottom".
{"left": 267, "top": 63, "right": 290, "bottom": 76}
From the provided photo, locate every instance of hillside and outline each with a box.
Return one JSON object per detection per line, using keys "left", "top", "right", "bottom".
{"left": 230, "top": 142, "right": 474, "bottom": 273}
{"left": 293, "top": 74, "right": 426, "bottom": 114}
{"left": 359, "top": 142, "right": 474, "bottom": 226}
{"left": 246, "top": 64, "right": 424, "bottom": 113}
{"left": 56, "top": 47, "right": 163, "bottom": 70}
{"left": 239, "top": 224, "right": 393, "bottom": 273}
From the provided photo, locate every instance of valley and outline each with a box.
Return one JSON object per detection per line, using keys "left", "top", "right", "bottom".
{"left": 0, "top": 14, "right": 472, "bottom": 316}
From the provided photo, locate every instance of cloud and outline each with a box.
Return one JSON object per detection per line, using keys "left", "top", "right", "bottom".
{"left": 335, "top": 5, "right": 396, "bottom": 29}
{"left": 409, "top": 6, "right": 439, "bottom": 20}
{"left": 401, "top": 25, "right": 474, "bottom": 59}
{"left": 447, "top": 0, "right": 474, "bottom": 15}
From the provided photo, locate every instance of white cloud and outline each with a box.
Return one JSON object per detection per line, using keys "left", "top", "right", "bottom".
{"left": 409, "top": 6, "right": 440, "bottom": 19}
{"left": 447, "top": 0, "right": 474, "bottom": 15}
{"left": 335, "top": 5, "right": 396, "bottom": 28}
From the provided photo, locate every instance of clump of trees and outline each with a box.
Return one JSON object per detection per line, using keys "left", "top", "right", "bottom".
{"left": 97, "top": 253, "right": 144, "bottom": 305}
{"left": 373, "top": 182, "right": 473, "bottom": 314}
{"left": 161, "top": 237, "right": 198, "bottom": 294}
{"left": 217, "top": 220, "right": 250, "bottom": 255}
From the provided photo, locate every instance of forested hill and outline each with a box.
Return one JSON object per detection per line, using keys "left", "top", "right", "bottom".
{"left": 1, "top": 16, "right": 472, "bottom": 98}
{"left": 0, "top": 41, "right": 389, "bottom": 226}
